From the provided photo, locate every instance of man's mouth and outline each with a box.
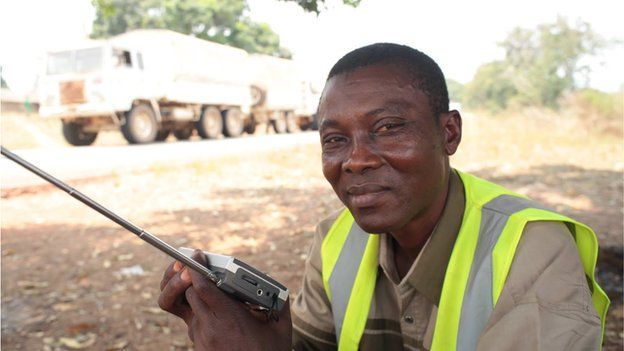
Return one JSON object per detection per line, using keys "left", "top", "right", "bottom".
{"left": 346, "top": 184, "right": 389, "bottom": 208}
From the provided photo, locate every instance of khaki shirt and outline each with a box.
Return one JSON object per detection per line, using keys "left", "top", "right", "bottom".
{"left": 292, "top": 171, "right": 601, "bottom": 350}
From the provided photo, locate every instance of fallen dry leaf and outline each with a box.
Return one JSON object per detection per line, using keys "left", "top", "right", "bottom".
{"left": 67, "top": 322, "right": 96, "bottom": 334}
{"left": 117, "top": 264, "right": 145, "bottom": 277}
{"left": 17, "top": 280, "right": 49, "bottom": 290}
{"left": 171, "top": 339, "right": 188, "bottom": 347}
{"left": 3, "top": 248, "right": 15, "bottom": 256}
{"left": 59, "top": 333, "right": 96, "bottom": 349}
{"left": 106, "top": 338, "right": 129, "bottom": 350}
{"left": 141, "top": 307, "right": 163, "bottom": 315}
{"left": 117, "top": 254, "right": 134, "bottom": 261}
{"left": 52, "top": 303, "right": 74, "bottom": 312}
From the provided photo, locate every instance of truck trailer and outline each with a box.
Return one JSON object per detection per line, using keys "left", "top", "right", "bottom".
{"left": 38, "top": 29, "right": 319, "bottom": 146}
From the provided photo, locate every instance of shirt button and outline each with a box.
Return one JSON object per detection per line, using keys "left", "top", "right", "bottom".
{"left": 404, "top": 315, "right": 414, "bottom": 324}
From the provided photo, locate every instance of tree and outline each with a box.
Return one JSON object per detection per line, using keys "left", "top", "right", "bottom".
{"left": 464, "top": 61, "right": 517, "bottom": 112}
{"left": 1, "top": 66, "right": 8, "bottom": 89}
{"left": 446, "top": 79, "right": 464, "bottom": 103}
{"left": 281, "top": 0, "right": 362, "bottom": 14}
{"left": 466, "top": 17, "right": 604, "bottom": 111}
{"left": 500, "top": 17, "right": 603, "bottom": 108}
{"left": 91, "top": 0, "right": 292, "bottom": 58}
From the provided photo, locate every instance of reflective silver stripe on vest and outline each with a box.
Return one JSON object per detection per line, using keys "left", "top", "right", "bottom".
{"left": 457, "top": 195, "right": 550, "bottom": 351}
{"left": 328, "top": 222, "right": 369, "bottom": 343}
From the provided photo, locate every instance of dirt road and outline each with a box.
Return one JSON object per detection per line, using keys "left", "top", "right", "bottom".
{"left": 1, "top": 132, "right": 319, "bottom": 188}
{"left": 1, "top": 112, "right": 622, "bottom": 350}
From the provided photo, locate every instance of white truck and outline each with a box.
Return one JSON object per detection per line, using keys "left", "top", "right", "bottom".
{"left": 247, "top": 54, "right": 319, "bottom": 134}
{"left": 38, "top": 29, "right": 319, "bottom": 146}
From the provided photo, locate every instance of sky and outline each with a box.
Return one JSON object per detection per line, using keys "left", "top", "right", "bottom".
{"left": 0, "top": 0, "right": 622, "bottom": 95}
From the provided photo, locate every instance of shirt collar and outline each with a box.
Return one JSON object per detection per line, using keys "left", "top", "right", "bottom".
{"left": 378, "top": 169, "right": 465, "bottom": 306}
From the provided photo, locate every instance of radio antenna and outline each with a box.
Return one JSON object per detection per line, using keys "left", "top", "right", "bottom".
{"left": 1, "top": 146, "right": 222, "bottom": 285}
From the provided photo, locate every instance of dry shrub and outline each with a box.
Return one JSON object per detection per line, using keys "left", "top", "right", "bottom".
{"left": 454, "top": 107, "right": 622, "bottom": 175}
{"left": 559, "top": 89, "right": 623, "bottom": 137}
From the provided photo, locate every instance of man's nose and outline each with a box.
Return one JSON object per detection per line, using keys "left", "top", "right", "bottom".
{"left": 342, "top": 137, "right": 383, "bottom": 174}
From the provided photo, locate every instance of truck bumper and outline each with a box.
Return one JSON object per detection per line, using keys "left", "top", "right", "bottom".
{"left": 39, "top": 103, "right": 118, "bottom": 119}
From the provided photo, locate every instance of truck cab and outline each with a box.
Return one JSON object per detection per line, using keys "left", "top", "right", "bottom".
{"left": 39, "top": 43, "right": 146, "bottom": 145}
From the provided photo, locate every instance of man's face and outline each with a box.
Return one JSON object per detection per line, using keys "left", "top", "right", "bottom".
{"left": 318, "top": 63, "right": 458, "bottom": 234}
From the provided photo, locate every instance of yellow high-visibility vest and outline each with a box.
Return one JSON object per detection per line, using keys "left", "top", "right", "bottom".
{"left": 321, "top": 170, "right": 609, "bottom": 351}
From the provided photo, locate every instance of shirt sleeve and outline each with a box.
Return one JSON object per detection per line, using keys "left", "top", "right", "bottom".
{"left": 291, "top": 214, "right": 339, "bottom": 351}
{"left": 477, "top": 221, "right": 602, "bottom": 350}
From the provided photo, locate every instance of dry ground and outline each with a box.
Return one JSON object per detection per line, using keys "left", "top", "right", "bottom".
{"left": 0, "top": 112, "right": 279, "bottom": 150}
{"left": 1, "top": 110, "right": 622, "bottom": 350}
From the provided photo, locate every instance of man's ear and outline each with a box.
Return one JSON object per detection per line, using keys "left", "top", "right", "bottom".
{"left": 440, "top": 110, "right": 462, "bottom": 156}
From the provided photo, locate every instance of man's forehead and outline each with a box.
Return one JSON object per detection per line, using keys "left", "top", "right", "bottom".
{"left": 318, "top": 63, "right": 425, "bottom": 117}
{"left": 324, "top": 63, "right": 413, "bottom": 88}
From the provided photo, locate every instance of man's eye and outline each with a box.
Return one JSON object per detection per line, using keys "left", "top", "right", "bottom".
{"left": 322, "top": 135, "right": 346, "bottom": 146}
{"left": 376, "top": 122, "right": 404, "bottom": 133}
{"left": 323, "top": 136, "right": 342, "bottom": 144}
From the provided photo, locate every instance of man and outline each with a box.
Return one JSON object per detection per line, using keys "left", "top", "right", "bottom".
{"left": 159, "top": 43, "right": 609, "bottom": 350}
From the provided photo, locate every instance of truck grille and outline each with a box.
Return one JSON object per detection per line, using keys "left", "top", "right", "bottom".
{"left": 59, "top": 80, "right": 85, "bottom": 105}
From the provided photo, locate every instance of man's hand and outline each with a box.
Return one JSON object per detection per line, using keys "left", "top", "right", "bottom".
{"left": 158, "top": 250, "right": 292, "bottom": 351}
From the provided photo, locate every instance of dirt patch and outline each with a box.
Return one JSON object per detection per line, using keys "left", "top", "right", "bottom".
{"left": 1, "top": 113, "right": 622, "bottom": 349}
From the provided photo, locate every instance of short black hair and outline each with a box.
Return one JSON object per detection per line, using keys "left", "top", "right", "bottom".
{"left": 327, "top": 43, "right": 449, "bottom": 118}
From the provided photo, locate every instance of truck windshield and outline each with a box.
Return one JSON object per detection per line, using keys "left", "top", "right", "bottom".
{"left": 47, "top": 47, "right": 103, "bottom": 75}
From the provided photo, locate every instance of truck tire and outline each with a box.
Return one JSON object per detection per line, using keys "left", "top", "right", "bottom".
{"left": 121, "top": 104, "right": 158, "bottom": 144}
{"left": 244, "top": 121, "right": 256, "bottom": 134}
{"left": 250, "top": 85, "right": 266, "bottom": 106}
{"left": 196, "top": 107, "right": 222, "bottom": 139}
{"left": 222, "top": 108, "right": 244, "bottom": 137}
{"left": 62, "top": 121, "right": 98, "bottom": 146}
{"left": 173, "top": 127, "right": 193, "bottom": 140}
{"left": 272, "top": 113, "right": 287, "bottom": 134}
{"left": 310, "top": 113, "right": 319, "bottom": 131}
{"left": 285, "top": 112, "right": 299, "bottom": 133}
{"left": 155, "top": 129, "right": 170, "bottom": 142}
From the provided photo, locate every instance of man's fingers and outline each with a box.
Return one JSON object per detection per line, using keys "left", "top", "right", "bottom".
{"left": 186, "top": 261, "right": 227, "bottom": 306}
{"left": 160, "top": 260, "right": 183, "bottom": 291}
{"left": 187, "top": 249, "right": 223, "bottom": 301}
{"left": 161, "top": 247, "right": 203, "bottom": 291}
{"left": 190, "top": 249, "right": 208, "bottom": 266}
{"left": 158, "top": 269, "right": 193, "bottom": 321}
{"left": 184, "top": 286, "right": 213, "bottom": 324}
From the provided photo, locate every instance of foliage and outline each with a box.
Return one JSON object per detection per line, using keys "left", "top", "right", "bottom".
{"left": 465, "top": 17, "right": 605, "bottom": 112}
{"left": 231, "top": 19, "right": 292, "bottom": 58}
{"left": 446, "top": 79, "right": 464, "bottom": 103}
{"left": 280, "top": 0, "right": 361, "bottom": 14}
{"left": 464, "top": 61, "right": 517, "bottom": 112}
{"left": 562, "top": 89, "right": 623, "bottom": 120}
{"left": 1, "top": 66, "right": 7, "bottom": 89}
{"left": 91, "top": 0, "right": 291, "bottom": 58}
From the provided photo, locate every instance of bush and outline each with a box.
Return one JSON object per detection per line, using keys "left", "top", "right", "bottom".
{"left": 561, "top": 89, "right": 623, "bottom": 120}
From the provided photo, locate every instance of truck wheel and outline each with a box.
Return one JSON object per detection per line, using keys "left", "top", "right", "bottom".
{"left": 196, "top": 107, "right": 222, "bottom": 139}
{"left": 244, "top": 121, "right": 256, "bottom": 134}
{"left": 121, "top": 104, "right": 158, "bottom": 144}
{"left": 250, "top": 85, "right": 266, "bottom": 106}
{"left": 222, "top": 108, "right": 244, "bottom": 137}
{"left": 62, "top": 121, "right": 98, "bottom": 146}
{"left": 173, "top": 127, "right": 193, "bottom": 140}
{"left": 300, "top": 118, "right": 310, "bottom": 131}
{"left": 155, "top": 129, "right": 170, "bottom": 142}
{"left": 272, "top": 113, "right": 287, "bottom": 134}
{"left": 309, "top": 113, "right": 319, "bottom": 131}
{"left": 285, "top": 112, "right": 300, "bottom": 133}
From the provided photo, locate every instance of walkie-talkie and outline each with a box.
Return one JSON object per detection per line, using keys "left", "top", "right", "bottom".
{"left": 1, "top": 146, "right": 288, "bottom": 314}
